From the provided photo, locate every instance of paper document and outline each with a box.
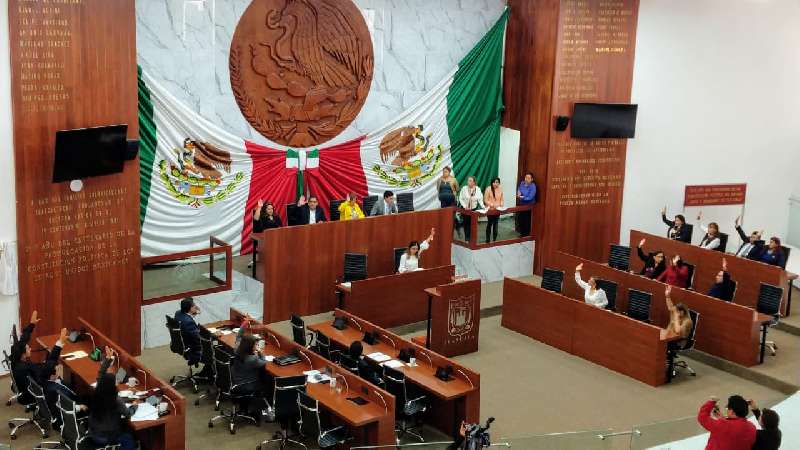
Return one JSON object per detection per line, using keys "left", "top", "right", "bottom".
{"left": 382, "top": 360, "right": 405, "bottom": 369}
{"left": 131, "top": 403, "right": 159, "bottom": 422}
{"left": 265, "top": 355, "right": 275, "bottom": 362}
{"left": 206, "top": 327, "right": 218, "bottom": 334}
{"left": 63, "top": 350, "right": 88, "bottom": 360}
{"left": 367, "top": 352, "right": 391, "bottom": 362}
{"left": 341, "top": 282, "right": 352, "bottom": 288}
{"left": 496, "top": 206, "right": 509, "bottom": 212}
{"left": 476, "top": 208, "right": 489, "bottom": 214}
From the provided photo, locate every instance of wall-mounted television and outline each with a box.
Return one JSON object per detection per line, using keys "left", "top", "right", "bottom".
{"left": 570, "top": 103, "right": 638, "bottom": 139}
{"left": 52, "top": 124, "right": 128, "bottom": 182}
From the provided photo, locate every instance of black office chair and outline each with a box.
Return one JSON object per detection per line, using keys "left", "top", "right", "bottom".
{"left": 343, "top": 253, "right": 367, "bottom": 283}
{"left": 2, "top": 350, "right": 20, "bottom": 406}
{"left": 394, "top": 247, "right": 407, "bottom": 273}
{"left": 757, "top": 283, "right": 784, "bottom": 356}
{"left": 207, "top": 346, "right": 258, "bottom": 434}
{"left": 329, "top": 199, "right": 345, "bottom": 221}
{"left": 362, "top": 195, "right": 379, "bottom": 217}
{"left": 312, "top": 330, "right": 338, "bottom": 362}
{"left": 672, "top": 310, "right": 700, "bottom": 378}
{"left": 195, "top": 328, "right": 219, "bottom": 406}
{"left": 8, "top": 369, "right": 45, "bottom": 440}
{"left": 779, "top": 246, "right": 791, "bottom": 269}
{"left": 715, "top": 232, "right": 729, "bottom": 253}
{"left": 683, "top": 263, "right": 696, "bottom": 290}
{"left": 338, "top": 354, "right": 360, "bottom": 375}
{"left": 56, "top": 393, "right": 95, "bottom": 450}
{"left": 286, "top": 203, "right": 300, "bottom": 226}
{"left": 626, "top": 289, "right": 652, "bottom": 323}
{"left": 166, "top": 315, "right": 203, "bottom": 393}
{"left": 360, "top": 358, "right": 385, "bottom": 389}
{"left": 608, "top": 244, "right": 630, "bottom": 271}
{"left": 397, "top": 192, "right": 414, "bottom": 213}
{"left": 594, "top": 278, "right": 618, "bottom": 311}
{"left": 541, "top": 267, "right": 565, "bottom": 293}
{"left": 26, "top": 377, "right": 62, "bottom": 448}
{"left": 258, "top": 375, "right": 307, "bottom": 450}
{"left": 291, "top": 314, "right": 314, "bottom": 348}
{"left": 297, "top": 390, "right": 349, "bottom": 449}
{"left": 726, "top": 279, "right": 738, "bottom": 303}
{"left": 383, "top": 366, "right": 427, "bottom": 442}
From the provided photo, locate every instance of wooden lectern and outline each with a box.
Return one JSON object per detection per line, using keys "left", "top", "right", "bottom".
{"left": 413, "top": 279, "right": 481, "bottom": 357}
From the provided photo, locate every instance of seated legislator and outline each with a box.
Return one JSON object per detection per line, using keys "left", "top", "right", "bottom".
{"left": 41, "top": 328, "right": 82, "bottom": 427}
{"left": 733, "top": 215, "right": 764, "bottom": 260}
{"left": 748, "top": 399, "right": 782, "bottom": 450}
{"left": 697, "top": 395, "right": 756, "bottom": 450}
{"left": 253, "top": 200, "right": 282, "bottom": 232}
{"left": 696, "top": 212, "right": 721, "bottom": 250}
{"left": 661, "top": 207, "right": 692, "bottom": 243}
{"left": 398, "top": 228, "right": 436, "bottom": 273}
{"left": 338, "top": 192, "right": 365, "bottom": 221}
{"left": 656, "top": 255, "right": 690, "bottom": 288}
{"left": 665, "top": 286, "right": 693, "bottom": 347}
{"left": 371, "top": 190, "right": 398, "bottom": 216}
{"left": 708, "top": 258, "right": 735, "bottom": 301}
{"left": 87, "top": 346, "right": 138, "bottom": 450}
{"left": 175, "top": 297, "right": 213, "bottom": 378}
{"left": 759, "top": 237, "right": 786, "bottom": 267}
{"left": 636, "top": 238, "right": 666, "bottom": 279}
{"left": 296, "top": 195, "right": 327, "bottom": 224}
{"left": 10, "top": 310, "right": 63, "bottom": 405}
{"left": 231, "top": 334, "right": 270, "bottom": 415}
{"left": 573, "top": 263, "right": 608, "bottom": 308}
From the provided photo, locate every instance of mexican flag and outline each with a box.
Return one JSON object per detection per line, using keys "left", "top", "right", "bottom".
{"left": 138, "top": 10, "right": 506, "bottom": 256}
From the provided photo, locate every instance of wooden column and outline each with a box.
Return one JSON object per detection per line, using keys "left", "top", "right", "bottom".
{"left": 8, "top": 1, "right": 142, "bottom": 353}
{"left": 505, "top": 0, "right": 641, "bottom": 271}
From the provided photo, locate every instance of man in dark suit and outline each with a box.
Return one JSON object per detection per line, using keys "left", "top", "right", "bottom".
{"left": 371, "top": 190, "right": 398, "bottom": 216}
{"left": 295, "top": 195, "right": 327, "bottom": 225}
{"left": 733, "top": 215, "right": 764, "bottom": 260}
{"left": 42, "top": 352, "right": 82, "bottom": 428}
{"left": 10, "top": 311, "right": 65, "bottom": 405}
{"left": 174, "top": 297, "right": 212, "bottom": 378}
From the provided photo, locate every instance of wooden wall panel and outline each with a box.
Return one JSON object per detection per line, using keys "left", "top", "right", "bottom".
{"left": 506, "top": 0, "right": 641, "bottom": 270}
{"left": 260, "top": 209, "right": 453, "bottom": 323}
{"left": 8, "top": 1, "right": 141, "bottom": 353}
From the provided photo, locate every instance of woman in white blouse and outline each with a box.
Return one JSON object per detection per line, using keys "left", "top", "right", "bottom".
{"left": 398, "top": 228, "right": 436, "bottom": 273}
{"left": 458, "top": 176, "right": 485, "bottom": 242}
{"left": 696, "top": 212, "right": 721, "bottom": 250}
{"left": 574, "top": 263, "right": 608, "bottom": 308}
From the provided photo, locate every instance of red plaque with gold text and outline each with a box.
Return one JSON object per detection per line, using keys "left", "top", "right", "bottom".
{"left": 8, "top": 0, "right": 142, "bottom": 353}
{"left": 684, "top": 184, "right": 747, "bottom": 207}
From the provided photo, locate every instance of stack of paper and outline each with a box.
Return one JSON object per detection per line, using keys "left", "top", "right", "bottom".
{"left": 131, "top": 402, "right": 159, "bottom": 421}
{"left": 382, "top": 360, "right": 405, "bottom": 369}
{"left": 63, "top": 350, "right": 88, "bottom": 360}
{"left": 367, "top": 352, "right": 391, "bottom": 362}
{"left": 206, "top": 327, "right": 218, "bottom": 334}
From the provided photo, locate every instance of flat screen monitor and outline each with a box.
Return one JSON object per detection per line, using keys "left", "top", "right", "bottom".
{"left": 52, "top": 124, "right": 128, "bottom": 183}
{"left": 571, "top": 103, "right": 637, "bottom": 139}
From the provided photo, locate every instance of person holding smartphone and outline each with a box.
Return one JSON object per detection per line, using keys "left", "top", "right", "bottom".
{"left": 697, "top": 395, "right": 755, "bottom": 450}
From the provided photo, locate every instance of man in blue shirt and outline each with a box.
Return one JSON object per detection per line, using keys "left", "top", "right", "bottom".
{"left": 516, "top": 172, "right": 537, "bottom": 236}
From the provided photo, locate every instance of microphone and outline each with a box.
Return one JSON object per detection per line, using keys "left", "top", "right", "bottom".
{"left": 297, "top": 350, "right": 313, "bottom": 370}
{"left": 455, "top": 368, "right": 474, "bottom": 388}
{"left": 373, "top": 390, "right": 388, "bottom": 413}
{"left": 418, "top": 350, "right": 433, "bottom": 367}
{"left": 379, "top": 333, "right": 396, "bottom": 348}
{"left": 349, "top": 318, "right": 362, "bottom": 331}
{"left": 83, "top": 332, "right": 97, "bottom": 351}
{"left": 135, "top": 367, "right": 148, "bottom": 390}
{"left": 267, "top": 332, "right": 281, "bottom": 349}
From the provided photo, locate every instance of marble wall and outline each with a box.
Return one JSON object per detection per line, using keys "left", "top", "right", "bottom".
{"left": 136, "top": 0, "right": 507, "bottom": 148}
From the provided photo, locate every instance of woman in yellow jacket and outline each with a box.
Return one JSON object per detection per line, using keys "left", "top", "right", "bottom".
{"left": 338, "top": 192, "right": 365, "bottom": 221}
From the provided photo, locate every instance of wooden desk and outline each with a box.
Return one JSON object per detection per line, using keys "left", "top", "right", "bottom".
{"left": 549, "top": 251, "right": 770, "bottom": 367}
{"left": 37, "top": 317, "right": 185, "bottom": 450}
{"left": 206, "top": 317, "right": 396, "bottom": 447}
{"left": 335, "top": 265, "right": 455, "bottom": 328}
{"left": 502, "top": 278, "right": 679, "bottom": 386}
{"left": 629, "top": 230, "right": 792, "bottom": 314}
{"left": 307, "top": 309, "right": 480, "bottom": 438}
{"left": 252, "top": 208, "right": 454, "bottom": 323}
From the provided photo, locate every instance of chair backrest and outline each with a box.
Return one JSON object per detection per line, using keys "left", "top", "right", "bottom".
{"left": 608, "top": 245, "right": 630, "bottom": 271}
{"left": 291, "top": 314, "right": 309, "bottom": 347}
{"left": 683, "top": 223, "right": 694, "bottom": 242}
{"left": 360, "top": 357, "right": 384, "bottom": 387}
{"left": 394, "top": 247, "right": 406, "bottom": 273}
{"left": 313, "top": 330, "right": 331, "bottom": 360}
{"left": 165, "top": 315, "right": 186, "bottom": 356}
{"left": 27, "top": 376, "right": 53, "bottom": 429}
{"left": 716, "top": 232, "right": 729, "bottom": 253}
{"left": 213, "top": 346, "right": 234, "bottom": 392}
{"left": 727, "top": 279, "right": 738, "bottom": 302}
{"left": 362, "top": 195, "right": 379, "bottom": 217}
{"left": 780, "top": 246, "right": 791, "bottom": 269}
{"left": 199, "top": 329, "right": 216, "bottom": 377}
{"left": 397, "top": 192, "right": 414, "bottom": 212}
{"left": 297, "top": 390, "right": 322, "bottom": 441}
{"left": 541, "top": 267, "right": 565, "bottom": 293}
{"left": 2, "top": 350, "right": 14, "bottom": 394}
{"left": 683, "top": 263, "right": 695, "bottom": 289}
{"left": 329, "top": 199, "right": 345, "bottom": 221}
{"left": 58, "top": 392, "right": 86, "bottom": 450}
{"left": 626, "top": 289, "right": 652, "bottom": 322}
{"left": 286, "top": 203, "right": 300, "bottom": 226}
{"left": 594, "top": 278, "right": 618, "bottom": 311}
{"left": 338, "top": 354, "right": 359, "bottom": 374}
{"left": 273, "top": 375, "right": 307, "bottom": 421}
{"left": 343, "top": 253, "right": 367, "bottom": 282}
{"left": 682, "top": 310, "right": 700, "bottom": 351}
{"left": 756, "top": 283, "right": 784, "bottom": 317}
{"left": 382, "top": 366, "right": 407, "bottom": 412}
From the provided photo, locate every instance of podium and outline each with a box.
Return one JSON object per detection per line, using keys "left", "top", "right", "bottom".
{"left": 413, "top": 279, "right": 481, "bottom": 357}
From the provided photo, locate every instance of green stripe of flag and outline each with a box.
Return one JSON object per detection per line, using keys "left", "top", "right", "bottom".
{"left": 446, "top": 8, "right": 508, "bottom": 190}
{"left": 138, "top": 66, "right": 158, "bottom": 225}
